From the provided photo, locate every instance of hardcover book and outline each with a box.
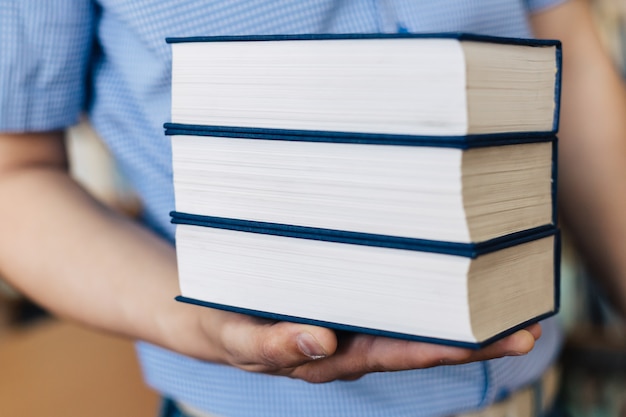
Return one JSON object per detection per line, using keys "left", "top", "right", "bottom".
{"left": 168, "top": 33, "right": 561, "bottom": 136}
{"left": 167, "top": 126, "right": 557, "bottom": 244}
{"left": 173, "top": 218, "right": 559, "bottom": 348}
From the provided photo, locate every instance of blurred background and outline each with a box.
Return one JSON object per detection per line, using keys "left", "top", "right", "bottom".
{"left": 0, "top": 120, "right": 157, "bottom": 416}
{"left": 0, "top": 0, "right": 625, "bottom": 416}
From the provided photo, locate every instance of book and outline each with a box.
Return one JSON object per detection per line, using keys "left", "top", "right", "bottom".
{"left": 166, "top": 33, "right": 562, "bottom": 347}
{"left": 167, "top": 126, "right": 556, "bottom": 244}
{"left": 172, "top": 218, "right": 559, "bottom": 348}
{"left": 168, "top": 33, "right": 561, "bottom": 136}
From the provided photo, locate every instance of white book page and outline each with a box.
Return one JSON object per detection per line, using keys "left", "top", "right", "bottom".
{"left": 177, "top": 226, "right": 476, "bottom": 342}
{"left": 171, "top": 38, "right": 469, "bottom": 136}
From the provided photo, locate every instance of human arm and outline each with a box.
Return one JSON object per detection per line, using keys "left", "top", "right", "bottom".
{"left": 531, "top": 0, "right": 626, "bottom": 317}
{"left": 0, "top": 130, "right": 539, "bottom": 383}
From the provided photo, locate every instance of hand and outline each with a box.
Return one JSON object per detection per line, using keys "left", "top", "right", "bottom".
{"left": 201, "top": 309, "right": 541, "bottom": 383}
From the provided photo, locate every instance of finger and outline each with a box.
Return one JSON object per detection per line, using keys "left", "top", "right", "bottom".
{"left": 219, "top": 314, "right": 338, "bottom": 373}
{"left": 464, "top": 327, "right": 539, "bottom": 363}
{"left": 291, "top": 325, "right": 541, "bottom": 382}
{"left": 525, "top": 323, "right": 543, "bottom": 340}
{"left": 291, "top": 333, "right": 475, "bottom": 382}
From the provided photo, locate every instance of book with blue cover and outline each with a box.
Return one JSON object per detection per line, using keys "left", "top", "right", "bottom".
{"left": 172, "top": 219, "right": 559, "bottom": 348}
{"left": 166, "top": 33, "right": 561, "bottom": 347}
{"left": 167, "top": 126, "right": 557, "bottom": 245}
{"left": 168, "top": 33, "right": 561, "bottom": 136}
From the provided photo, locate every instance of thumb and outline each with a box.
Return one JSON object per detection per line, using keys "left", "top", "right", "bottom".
{"left": 224, "top": 318, "right": 338, "bottom": 372}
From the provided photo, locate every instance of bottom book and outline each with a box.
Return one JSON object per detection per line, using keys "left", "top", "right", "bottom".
{"left": 173, "top": 218, "right": 560, "bottom": 348}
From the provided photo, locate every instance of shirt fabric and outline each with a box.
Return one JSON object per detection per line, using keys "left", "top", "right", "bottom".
{"left": 0, "top": 1, "right": 565, "bottom": 416}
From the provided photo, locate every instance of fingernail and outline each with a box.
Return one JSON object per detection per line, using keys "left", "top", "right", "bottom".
{"left": 297, "top": 332, "right": 327, "bottom": 360}
{"left": 506, "top": 351, "right": 525, "bottom": 356}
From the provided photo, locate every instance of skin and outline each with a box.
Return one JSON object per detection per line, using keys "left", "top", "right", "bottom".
{"left": 0, "top": 0, "right": 623, "bottom": 384}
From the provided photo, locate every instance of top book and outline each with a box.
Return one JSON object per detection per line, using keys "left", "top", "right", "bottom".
{"left": 168, "top": 33, "right": 561, "bottom": 136}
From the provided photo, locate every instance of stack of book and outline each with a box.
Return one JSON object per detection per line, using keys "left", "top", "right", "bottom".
{"left": 166, "top": 33, "right": 562, "bottom": 348}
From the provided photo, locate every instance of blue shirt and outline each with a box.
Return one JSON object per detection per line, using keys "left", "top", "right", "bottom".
{"left": 1, "top": 1, "right": 565, "bottom": 416}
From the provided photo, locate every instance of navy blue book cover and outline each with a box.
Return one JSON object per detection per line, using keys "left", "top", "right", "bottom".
{"left": 170, "top": 211, "right": 557, "bottom": 259}
{"left": 164, "top": 123, "right": 558, "bottom": 149}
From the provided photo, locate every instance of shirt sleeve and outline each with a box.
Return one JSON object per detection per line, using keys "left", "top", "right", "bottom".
{"left": 0, "top": 0, "right": 95, "bottom": 132}
{"left": 525, "top": 0, "right": 569, "bottom": 13}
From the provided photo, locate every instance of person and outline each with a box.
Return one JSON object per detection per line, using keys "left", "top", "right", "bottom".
{"left": 0, "top": 0, "right": 624, "bottom": 416}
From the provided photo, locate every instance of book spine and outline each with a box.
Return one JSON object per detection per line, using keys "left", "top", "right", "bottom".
{"left": 553, "top": 45, "right": 563, "bottom": 134}
{"left": 552, "top": 139, "right": 559, "bottom": 227}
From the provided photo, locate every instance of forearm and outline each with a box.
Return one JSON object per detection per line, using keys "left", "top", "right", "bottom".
{"left": 532, "top": 0, "right": 626, "bottom": 316}
{"left": 0, "top": 131, "right": 544, "bottom": 382}
{"left": 0, "top": 131, "right": 214, "bottom": 358}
